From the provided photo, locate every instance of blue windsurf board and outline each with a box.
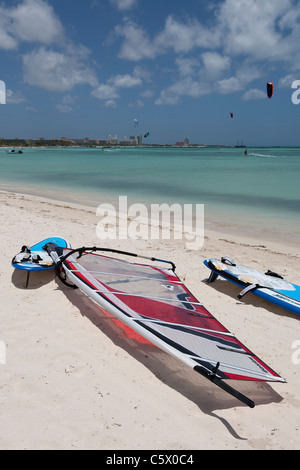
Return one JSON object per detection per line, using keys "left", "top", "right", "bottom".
{"left": 204, "top": 257, "right": 300, "bottom": 316}
{"left": 12, "top": 236, "right": 71, "bottom": 272}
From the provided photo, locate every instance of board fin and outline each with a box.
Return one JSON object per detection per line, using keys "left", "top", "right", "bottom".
{"left": 207, "top": 270, "right": 218, "bottom": 283}
{"left": 238, "top": 283, "right": 259, "bottom": 299}
{"left": 265, "top": 270, "right": 283, "bottom": 279}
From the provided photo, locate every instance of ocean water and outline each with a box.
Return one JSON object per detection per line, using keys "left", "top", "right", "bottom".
{"left": 1, "top": 146, "right": 299, "bottom": 245}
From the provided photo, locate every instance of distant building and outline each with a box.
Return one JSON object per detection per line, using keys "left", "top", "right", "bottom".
{"left": 176, "top": 138, "right": 189, "bottom": 147}
{"left": 107, "top": 135, "right": 118, "bottom": 145}
{"left": 0, "top": 133, "right": 147, "bottom": 148}
{"left": 61, "top": 136, "right": 76, "bottom": 144}
{"left": 119, "top": 136, "right": 139, "bottom": 146}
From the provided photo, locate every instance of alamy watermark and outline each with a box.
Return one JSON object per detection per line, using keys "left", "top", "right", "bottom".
{"left": 291, "top": 80, "right": 300, "bottom": 104}
{"left": 292, "top": 340, "right": 300, "bottom": 365}
{"left": 96, "top": 196, "right": 204, "bottom": 250}
{"left": 0, "top": 341, "right": 6, "bottom": 364}
{"left": 0, "top": 80, "right": 6, "bottom": 104}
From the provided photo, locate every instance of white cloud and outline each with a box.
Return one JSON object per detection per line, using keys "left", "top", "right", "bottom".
{"left": 175, "top": 57, "right": 200, "bottom": 78}
{"left": 11, "top": 0, "right": 64, "bottom": 44}
{"left": 115, "top": 20, "right": 156, "bottom": 61}
{"left": 114, "top": 0, "right": 300, "bottom": 67}
{"left": 6, "top": 89, "right": 26, "bottom": 104}
{"left": 201, "top": 52, "right": 231, "bottom": 78}
{"left": 132, "top": 66, "right": 152, "bottom": 83}
{"left": 110, "top": 0, "right": 137, "bottom": 10}
{"left": 103, "top": 99, "right": 117, "bottom": 108}
{"left": 91, "top": 84, "right": 120, "bottom": 100}
{"left": 56, "top": 94, "right": 78, "bottom": 112}
{"left": 1, "top": 0, "right": 99, "bottom": 98}
{"left": 279, "top": 3, "right": 300, "bottom": 36}
{"left": 0, "top": 0, "right": 63, "bottom": 49}
{"left": 217, "top": 65, "right": 262, "bottom": 94}
{"left": 140, "top": 89, "right": 154, "bottom": 98}
{"left": 242, "top": 88, "right": 266, "bottom": 100}
{"left": 217, "top": 0, "right": 295, "bottom": 60}
{"left": 156, "top": 55, "right": 263, "bottom": 105}
{"left": 154, "top": 15, "right": 220, "bottom": 54}
{"left": 113, "top": 0, "right": 300, "bottom": 106}
{"left": 278, "top": 74, "right": 297, "bottom": 89}
{"left": 5, "top": 0, "right": 300, "bottom": 110}
{"left": 115, "top": 15, "right": 220, "bottom": 62}
{"left": 155, "top": 90, "right": 180, "bottom": 106}
{"left": 0, "top": 16, "right": 18, "bottom": 49}
{"left": 92, "top": 71, "right": 143, "bottom": 106}
{"left": 217, "top": 76, "right": 244, "bottom": 94}
{"left": 155, "top": 77, "right": 211, "bottom": 105}
{"left": 108, "top": 73, "right": 142, "bottom": 88}
{"left": 128, "top": 99, "right": 144, "bottom": 108}
{"left": 23, "top": 47, "right": 98, "bottom": 92}
{"left": 56, "top": 103, "right": 72, "bottom": 113}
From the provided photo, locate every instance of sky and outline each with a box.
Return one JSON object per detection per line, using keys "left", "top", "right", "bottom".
{"left": 1, "top": 0, "right": 300, "bottom": 146}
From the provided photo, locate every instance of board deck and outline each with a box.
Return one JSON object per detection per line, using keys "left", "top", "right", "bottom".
{"left": 204, "top": 257, "right": 300, "bottom": 316}
{"left": 12, "top": 236, "right": 71, "bottom": 272}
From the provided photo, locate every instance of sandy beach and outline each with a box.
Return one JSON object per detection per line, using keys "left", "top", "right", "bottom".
{"left": 1, "top": 189, "right": 299, "bottom": 450}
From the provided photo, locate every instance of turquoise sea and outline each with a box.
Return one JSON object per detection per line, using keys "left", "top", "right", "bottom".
{"left": 1, "top": 146, "right": 299, "bottom": 246}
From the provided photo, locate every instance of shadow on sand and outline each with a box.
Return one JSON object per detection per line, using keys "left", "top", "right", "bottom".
{"left": 58, "top": 277, "right": 284, "bottom": 439}
{"left": 11, "top": 266, "right": 56, "bottom": 290}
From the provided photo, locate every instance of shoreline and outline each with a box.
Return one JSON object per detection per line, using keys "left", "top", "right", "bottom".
{"left": 1, "top": 143, "right": 300, "bottom": 149}
{"left": 1, "top": 189, "right": 300, "bottom": 450}
{"left": 1, "top": 183, "right": 299, "bottom": 252}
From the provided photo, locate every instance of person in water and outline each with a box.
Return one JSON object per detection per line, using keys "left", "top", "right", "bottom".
{"left": 244, "top": 149, "right": 248, "bottom": 156}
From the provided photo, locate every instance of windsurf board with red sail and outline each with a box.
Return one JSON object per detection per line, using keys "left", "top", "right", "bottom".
{"left": 44, "top": 244, "right": 285, "bottom": 408}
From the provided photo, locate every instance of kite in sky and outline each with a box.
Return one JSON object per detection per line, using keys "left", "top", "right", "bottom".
{"left": 267, "top": 82, "right": 274, "bottom": 99}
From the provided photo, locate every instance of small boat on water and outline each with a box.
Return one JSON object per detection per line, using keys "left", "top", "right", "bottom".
{"left": 6, "top": 148, "right": 23, "bottom": 154}
{"left": 235, "top": 140, "right": 246, "bottom": 148}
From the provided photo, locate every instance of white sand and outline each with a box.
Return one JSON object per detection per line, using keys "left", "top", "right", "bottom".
{"left": 0, "top": 189, "right": 299, "bottom": 450}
